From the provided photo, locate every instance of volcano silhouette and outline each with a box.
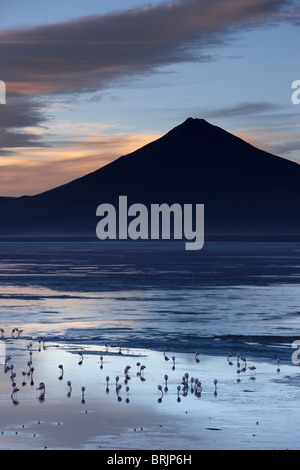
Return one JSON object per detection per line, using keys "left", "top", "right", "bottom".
{"left": 0, "top": 117, "right": 299, "bottom": 238}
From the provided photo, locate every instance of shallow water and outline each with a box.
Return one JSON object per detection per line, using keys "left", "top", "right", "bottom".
{"left": 0, "top": 241, "right": 299, "bottom": 360}
{"left": 0, "top": 240, "right": 300, "bottom": 450}
{"left": 0, "top": 338, "right": 300, "bottom": 450}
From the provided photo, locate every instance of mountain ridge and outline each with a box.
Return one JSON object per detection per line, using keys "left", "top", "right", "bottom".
{"left": 0, "top": 117, "right": 299, "bottom": 237}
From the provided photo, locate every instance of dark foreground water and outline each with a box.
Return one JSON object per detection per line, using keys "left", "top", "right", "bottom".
{"left": 0, "top": 241, "right": 299, "bottom": 360}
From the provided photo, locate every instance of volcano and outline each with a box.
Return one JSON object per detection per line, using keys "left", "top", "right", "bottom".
{"left": 0, "top": 117, "right": 299, "bottom": 238}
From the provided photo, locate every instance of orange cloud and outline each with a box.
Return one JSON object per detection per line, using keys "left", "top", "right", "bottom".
{"left": 0, "top": 130, "right": 160, "bottom": 197}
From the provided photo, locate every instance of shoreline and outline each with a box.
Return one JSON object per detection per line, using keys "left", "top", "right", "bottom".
{"left": 0, "top": 337, "right": 299, "bottom": 450}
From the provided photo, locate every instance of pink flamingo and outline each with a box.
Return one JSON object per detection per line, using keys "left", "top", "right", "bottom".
{"left": 164, "top": 374, "right": 168, "bottom": 391}
{"left": 227, "top": 354, "right": 233, "bottom": 365}
{"left": 163, "top": 347, "right": 169, "bottom": 361}
{"left": 36, "top": 382, "right": 45, "bottom": 400}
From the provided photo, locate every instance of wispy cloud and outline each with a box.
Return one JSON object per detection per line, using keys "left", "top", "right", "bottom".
{"left": 0, "top": 0, "right": 297, "bottom": 195}
{"left": 231, "top": 124, "right": 300, "bottom": 162}
{"left": 0, "top": 126, "right": 159, "bottom": 196}
{"left": 0, "top": 94, "right": 51, "bottom": 154}
{"left": 203, "top": 102, "right": 286, "bottom": 118}
{"left": 200, "top": 101, "right": 300, "bottom": 162}
{"left": 0, "top": 0, "right": 293, "bottom": 96}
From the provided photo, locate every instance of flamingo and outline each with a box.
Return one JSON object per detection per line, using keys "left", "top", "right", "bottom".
{"left": 4, "top": 355, "right": 11, "bottom": 366}
{"left": 124, "top": 365, "right": 131, "bottom": 378}
{"left": 106, "top": 376, "right": 110, "bottom": 393}
{"left": 190, "top": 377, "right": 195, "bottom": 392}
{"left": 9, "top": 364, "right": 14, "bottom": 378}
{"left": 172, "top": 356, "right": 176, "bottom": 370}
{"left": 0, "top": 328, "right": 5, "bottom": 338}
{"left": 195, "top": 379, "right": 202, "bottom": 396}
{"left": 227, "top": 354, "right": 233, "bottom": 365}
{"left": 116, "top": 384, "right": 122, "bottom": 401}
{"left": 163, "top": 347, "right": 169, "bottom": 361}
{"left": 184, "top": 372, "right": 189, "bottom": 387}
{"left": 11, "top": 328, "right": 18, "bottom": 338}
{"left": 11, "top": 386, "right": 19, "bottom": 400}
{"left": 27, "top": 360, "right": 32, "bottom": 375}
{"left": 241, "top": 357, "right": 247, "bottom": 372}
{"left": 249, "top": 365, "right": 257, "bottom": 380}
{"left": 81, "top": 386, "right": 85, "bottom": 403}
{"left": 30, "top": 367, "right": 34, "bottom": 385}
{"left": 276, "top": 358, "right": 281, "bottom": 372}
{"left": 11, "top": 372, "right": 17, "bottom": 387}
{"left": 214, "top": 379, "right": 218, "bottom": 395}
{"left": 4, "top": 356, "right": 11, "bottom": 372}
{"left": 136, "top": 362, "right": 141, "bottom": 375}
{"left": 67, "top": 380, "right": 72, "bottom": 396}
{"left": 164, "top": 374, "right": 168, "bottom": 391}
{"left": 195, "top": 351, "right": 200, "bottom": 363}
{"left": 78, "top": 351, "right": 83, "bottom": 365}
{"left": 177, "top": 385, "right": 181, "bottom": 402}
{"left": 22, "top": 371, "right": 26, "bottom": 385}
{"left": 58, "top": 364, "right": 64, "bottom": 379}
{"left": 125, "top": 385, "right": 130, "bottom": 403}
{"left": 36, "top": 382, "right": 45, "bottom": 399}
{"left": 118, "top": 342, "right": 122, "bottom": 354}
{"left": 157, "top": 385, "right": 163, "bottom": 402}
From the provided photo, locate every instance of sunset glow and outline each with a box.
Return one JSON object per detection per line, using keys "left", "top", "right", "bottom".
{"left": 0, "top": 0, "right": 299, "bottom": 197}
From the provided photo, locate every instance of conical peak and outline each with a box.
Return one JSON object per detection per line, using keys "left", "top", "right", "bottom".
{"left": 179, "top": 117, "right": 212, "bottom": 130}
{"left": 183, "top": 117, "right": 209, "bottom": 125}
{"left": 162, "top": 116, "right": 220, "bottom": 144}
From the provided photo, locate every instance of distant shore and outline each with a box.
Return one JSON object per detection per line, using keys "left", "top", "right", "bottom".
{"left": 0, "top": 235, "right": 299, "bottom": 242}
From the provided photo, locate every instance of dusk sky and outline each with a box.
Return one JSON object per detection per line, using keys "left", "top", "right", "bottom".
{"left": 0, "top": 0, "right": 299, "bottom": 196}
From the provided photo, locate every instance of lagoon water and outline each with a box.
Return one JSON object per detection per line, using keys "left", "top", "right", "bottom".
{"left": 0, "top": 241, "right": 299, "bottom": 361}
{"left": 0, "top": 240, "right": 300, "bottom": 450}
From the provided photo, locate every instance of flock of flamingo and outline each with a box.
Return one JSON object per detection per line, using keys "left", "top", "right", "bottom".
{"left": 0, "top": 328, "right": 271, "bottom": 410}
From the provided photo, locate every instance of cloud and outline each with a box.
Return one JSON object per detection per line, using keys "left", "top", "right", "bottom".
{"left": 0, "top": 94, "right": 52, "bottom": 153}
{"left": 231, "top": 124, "right": 300, "bottom": 162}
{"left": 197, "top": 101, "right": 300, "bottom": 161}
{"left": 203, "top": 102, "right": 286, "bottom": 118}
{"left": 0, "top": 0, "right": 293, "bottom": 96}
{"left": 0, "top": 127, "right": 159, "bottom": 196}
{"left": 0, "top": 0, "right": 297, "bottom": 195}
